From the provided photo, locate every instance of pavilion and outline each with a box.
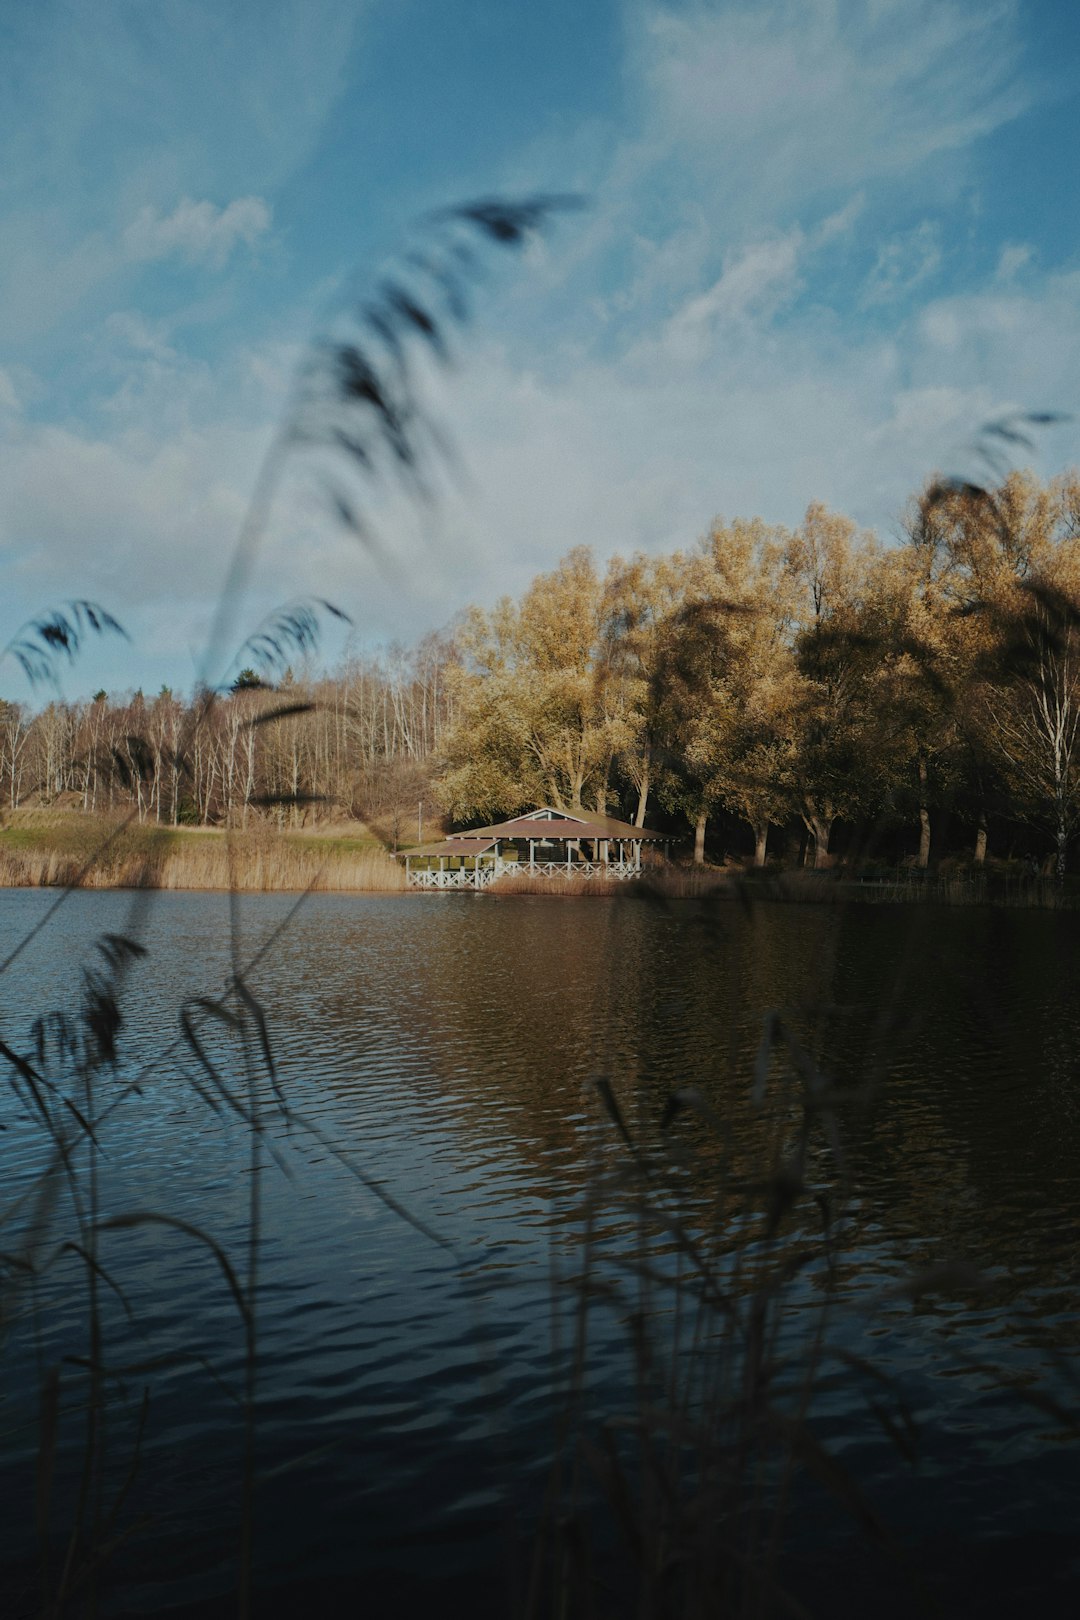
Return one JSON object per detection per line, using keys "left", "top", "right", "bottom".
{"left": 401, "top": 806, "right": 668, "bottom": 889}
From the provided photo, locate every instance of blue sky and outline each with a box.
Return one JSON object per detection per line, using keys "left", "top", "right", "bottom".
{"left": 2, "top": 0, "right": 1079, "bottom": 697}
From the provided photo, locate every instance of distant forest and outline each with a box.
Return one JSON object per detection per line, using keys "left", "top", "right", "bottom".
{"left": 4, "top": 468, "right": 1080, "bottom": 874}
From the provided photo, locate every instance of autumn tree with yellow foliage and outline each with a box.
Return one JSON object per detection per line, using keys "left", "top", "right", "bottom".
{"left": 433, "top": 471, "right": 1080, "bottom": 878}
{"left": 440, "top": 548, "right": 637, "bottom": 820}
{"left": 919, "top": 470, "right": 1080, "bottom": 880}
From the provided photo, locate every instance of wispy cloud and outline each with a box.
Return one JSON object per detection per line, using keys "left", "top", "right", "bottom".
{"left": 0, "top": 0, "right": 360, "bottom": 341}
{"left": 0, "top": 368, "right": 20, "bottom": 415}
{"left": 862, "top": 220, "right": 943, "bottom": 305}
{"left": 996, "top": 241, "right": 1036, "bottom": 282}
{"left": 122, "top": 197, "right": 272, "bottom": 268}
{"left": 669, "top": 232, "right": 804, "bottom": 336}
{"left": 499, "top": 1, "right": 1028, "bottom": 356}
{"left": 658, "top": 199, "right": 866, "bottom": 359}
{"left": 633, "top": 0, "right": 1027, "bottom": 211}
{"left": 1, "top": 0, "right": 1073, "bottom": 695}
{"left": 101, "top": 311, "right": 178, "bottom": 363}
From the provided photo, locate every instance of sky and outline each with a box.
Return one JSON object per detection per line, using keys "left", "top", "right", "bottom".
{"left": 2, "top": 0, "right": 1079, "bottom": 698}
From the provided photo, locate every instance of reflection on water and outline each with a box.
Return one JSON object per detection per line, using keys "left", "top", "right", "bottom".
{"left": 0, "top": 890, "right": 1078, "bottom": 1616}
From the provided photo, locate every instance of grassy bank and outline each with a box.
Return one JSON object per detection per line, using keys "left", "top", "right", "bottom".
{"left": 0, "top": 812, "right": 406, "bottom": 892}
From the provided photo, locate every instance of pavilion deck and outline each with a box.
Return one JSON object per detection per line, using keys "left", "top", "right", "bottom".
{"left": 405, "top": 853, "right": 646, "bottom": 889}
{"left": 400, "top": 806, "right": 666, "bottom": 890}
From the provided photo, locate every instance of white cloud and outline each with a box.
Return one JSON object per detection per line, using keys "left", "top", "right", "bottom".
{"left": 668, "top": 231, "right": 804, "bottom": 341}
{"left": 0, "top": 1, "right": 360, "bottom": 340}
{"left": 0, "top": 368, "right": 20, "bottom": 414}
{"left": 996, "top": 241, "right": 1035, "bottom": 281}
{"left": 0, "top": 325, "right": 414, "bottom": 692}
{"left": 814, "top": 195, "right": 866, "bottom": 247}
{"left": 102, "top": 311, "right": 178, "bottom": 362}
{"left": 489, "top": 0, "right": 1027, "bottom": 367}
{"left": 2, "top": 418, "right": 257, "bottom": 609}
{"left": 1, "top": 0, "right": 1071, "bottom": 697}
{"left": 911, "top": 271, "right": 1080, "bottom": 412}
{"left": 442, "top": 0, "right": 1060, "bottom": 589}
{"left": 657, "top": 194, "right": 867, "bottom": 357}
{"left": 0, "top": 1, "right": 362, "bottom": 202}
{"left": 419, "top": 244, "right": 1080, "bottom": 616}
{"left": 633, "top": 0, "right": 1027, "bottom": 215}
{"left": 4, "top": 254, "right": 1078, "bottom": 697}
{"left": 122, "top": 196, "right": 272, "bottom": 268}
{"left": 863, "top": 220, "right": 943, "bottom": 305}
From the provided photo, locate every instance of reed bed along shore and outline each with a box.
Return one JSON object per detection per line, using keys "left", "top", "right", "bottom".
{"left": 491, "top": 863, "right": 1076, "bottom": 906}
{"left": 3, "top": 814, "right": 1075, "bottom": 904}
{"left": 490, "top": 864, "right": 736, "bottom": 898}
{"left": 490, "top": 869, "right": 630, "bottom": 898}
{"left": 735, "top": 868, "right": 1078, "bottom": 907}
{"left": 0, "top": 820, "right": 406, "bottom": 892}
{"left": 3, "top": 845, "right": 1073, "bottom": 905}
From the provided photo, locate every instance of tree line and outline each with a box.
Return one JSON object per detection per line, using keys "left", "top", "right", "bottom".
{"left": 0, "top": 636, "right": 456, "bottom": 844}
{"left": 4, "top": 470, "right": 1080, "bottom": 873}
{"left": 441, "top": 469, "right": 1080, "bottom": 875}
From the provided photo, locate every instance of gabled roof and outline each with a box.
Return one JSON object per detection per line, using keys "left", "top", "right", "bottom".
{"left": 449, "top": 806, "right": 665, "bottom": 842}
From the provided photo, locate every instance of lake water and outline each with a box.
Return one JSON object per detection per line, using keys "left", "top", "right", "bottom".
{"left": 1, "top": 890, "right": 1078, "bottom": 1617}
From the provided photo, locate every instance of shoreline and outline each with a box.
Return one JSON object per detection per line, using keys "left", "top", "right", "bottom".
{"left": 0, "top": 865, "right": 1071, "bottom": 908}
{"left": 2, "top": 813, "right": 1073, "bottom": 906}
{"left": 0, "top": 813, "right": 407, "bottom": 894}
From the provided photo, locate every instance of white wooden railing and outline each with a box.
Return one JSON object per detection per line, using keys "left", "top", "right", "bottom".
{"left": 407, "top": 864, "right": 497, "bottom": 890}
{"left": 406, "top": 857, "right": 643, "bottom": 889}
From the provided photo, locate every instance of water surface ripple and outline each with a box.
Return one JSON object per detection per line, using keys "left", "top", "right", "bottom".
{"left": 0, "top": 891, "right": 1078, "bottom": 1616}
